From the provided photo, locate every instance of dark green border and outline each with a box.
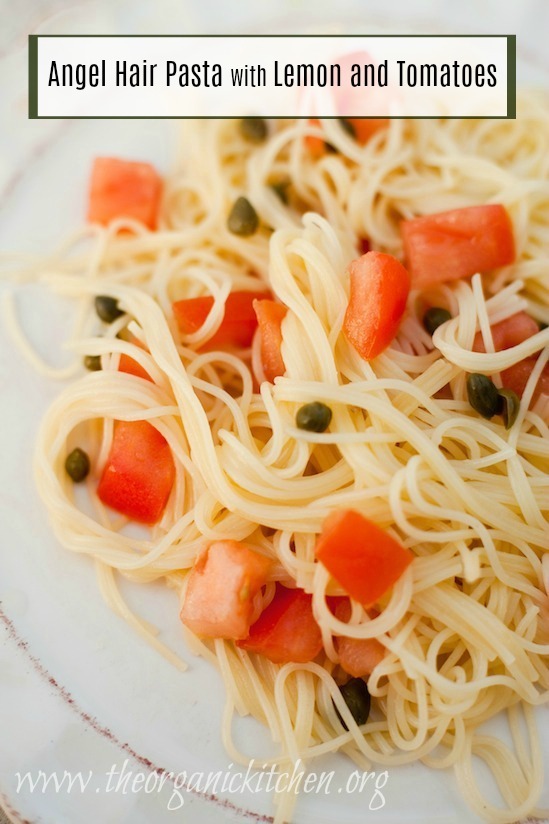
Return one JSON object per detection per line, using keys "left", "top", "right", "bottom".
{"left": 28, "top": 34, "right": 38, "bottom": 118}
{"left": 507, "top": 35, "right": 516, "bottom": 118}
{"left": 28, "top": 34, "right": 516, "bottom": 120}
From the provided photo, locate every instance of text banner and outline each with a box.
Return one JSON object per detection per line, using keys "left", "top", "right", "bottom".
{"left": 29, "top": 35, "right": 515, "bottom": 119}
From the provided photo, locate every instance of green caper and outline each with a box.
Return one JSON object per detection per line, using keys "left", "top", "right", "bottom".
{"left": 296, "top": 402, "right": 332, "bottom": 433}
{"left": 65, "top": 447, "right": 90, "bottom": 483}
{"left": 269, "top": 179, "right": 290, "bottom": 205}
{"left": 227, "top": 197, "right": 259, "bottom": 236}
{"left": 95, "top": 295, "right": 123, "bottom": 323}
{"left": 497, "top": 388, "right": 520, "bottom": 429}
{"left": 423, "top": 307, "right": 452, "bottom": 336}
{"left": 334, "top": 677, "right": 371, "bottom": 729}
{"left": 239, "top": 117, "right": 268, "bottom": 143}
{"left": 84, "top": 355, "right": 102, "bottom": 371}
{"left": 539, "top": 321, "right": 548, "bottom": 331}
{"left": 466, "top": 373, "right": 501, "bottom": 419}
{"left": 338, "top": 118, "right": 356, "bottom": 139}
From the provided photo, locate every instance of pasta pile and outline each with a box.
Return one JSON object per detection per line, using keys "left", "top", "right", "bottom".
{"left": 8, "top": 96, "right": 549, "bottom": 823}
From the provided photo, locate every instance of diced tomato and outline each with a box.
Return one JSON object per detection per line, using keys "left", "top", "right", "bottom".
{"left": 119, "top": 354, "right": 151, "bottom": 381}
{"left": 337, "top": 636, "right": 385, "bottom": 678}
{"left": 471, "top": 312, "right": 549, "bottom": 405}
{"left": 173, "top": 290, "right": 271, "bottom": 350}
{"left": 343, "top": 251, "right": 411, "bottom": 360}
{"left": 473, "top": 312, "right": 539, "bottom": 353}
{"left": 401, "top": 204, "right": 515, "bottom": 289}
{"left": 304, "top": 119, "right": 326, "bottom": 158}
{"left": 117, "top": 334, "right": 152, "bottom": 381}
{"left": 180, "top": 541, "right": 273, "bottom": 640}
{"left": 346, "top": 118, "right": 389, "bottom": 144}
{"left": 97, "top": 420, "right": 175, "bottom": 524}
{"left": 237, "top": 583, "right": 323, "bottom": 663}
{"left": 252, "top": 299, "right": 288, "bottom": 383}
{"left": 332, "top": 598, "right": 385, "bottom": 678}
{"left": 315, "top": 509, "right": 413, "bottom": 607}
{"left": 305, "top": 118, "right": 388, "bottom": 157}
{"left": 88, "top": 157, "right": 162, "bottom": 230}
{"left": 501, "top": 359, "right": 549, "bottom": 404}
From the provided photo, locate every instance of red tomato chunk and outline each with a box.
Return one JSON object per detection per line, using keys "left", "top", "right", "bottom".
{"left": 97, "top": 420, "right": 175, "bottom": 524}
{"left": 502, "top": 359, "right": 549, "bottom": 404}
{"left": 315, "top": 509, "right": 413, "bottom": 607}
{"left": 331, "top": 598, "right": 386, "bottom": 678}
{"left": 472, "top": 312, "right": 549, "bottom": 404}
{"left": 304, "top": 119, "right": 326, "bottom": 158}
{"left": 117, "top": 334, "right": 151, "bottom": 382}
{"left": 237, "top": 583, "right": 323, "bottom": 663}
{"left": 304, "top": 118, "right": 388, "bottom": 157}
{"left": 343, "top": 251, "right": 411, "bottom": 360}
{"left": 118, "top": 354, "right": 151, "bottom": 382}
{"left": 347, "top": 118, "right": 389, "bottom": 144}
{"left": 88, "top": 157, "right": 162, "bottom": 230}
{"left": 173, "top": 290, "right": 271, "bottom": 350}
{"left": 401, "top": 204, "right": 515, "bottom": 289}
{"left": 252, "top": 299, "right": 288, "bottom": 383}
{"left": 180, "top": 541, "right": 273, "bottom": 641}
{"left": 473, "top": 312, "right": 539, "bottom": 353}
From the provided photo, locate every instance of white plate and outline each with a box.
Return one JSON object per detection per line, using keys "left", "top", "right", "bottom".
{"left": 1, "top": 5, "right": 549, "bottom": 824}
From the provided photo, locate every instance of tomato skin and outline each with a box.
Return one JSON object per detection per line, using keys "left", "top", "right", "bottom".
{"left": 173, "top": 290, "right": 271, "bottom": 350}
{"left": 401, "top": 204, "right": 515, "bottom": 289}
{"left": 501, "top": 359, "right": 549, "bottom": 404}
{"left": 305, "top": 119, "right": 388, "bottom": 156}
{"left": 315, "top": 510, "right": 413, "bottom": 607}
{"left": 180, "top": 541, "right": 273, "bottom": 641}
{"left": 343, "top": 251, "right": 411, "bottom": 360}
{"left": 252, "top": 299, "right": 288, "bottom": 383}
{"left": 237, "top": 584, "right": 323, "bottom": 664}
{"left": 471, "top": 312, "right": 549, "bottom": 405}
{"left": 117, "top": 334, "right": 152, "bottom": 381}
{"left": 97, "top": 420, "right": 175, "bottom": 524}
{"left": 347, "top": 118, "right": 389, "bottom": 143}
{"left": 87, "top": 157, "right": 162, "bottom": 230}
{"left": 473, "top": 312, "right": 539, "bottom": 353}
{"left": 118, "top": 354, "right": 151, "bottom": 381}
{"left": 304, "top": 119, "right": 326, "bottom": 158}
{"left": 331, "top": 598, "right": 385, "bottom": 678}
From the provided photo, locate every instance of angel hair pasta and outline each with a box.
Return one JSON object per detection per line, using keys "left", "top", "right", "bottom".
{"left": 6, "top": 99, "right": 549, "bottom": 824}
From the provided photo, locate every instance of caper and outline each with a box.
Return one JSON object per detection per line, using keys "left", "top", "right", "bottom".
{"left": 497, "top": 388, "right": 520, "bottom": 429}
{"left": 339, "top": 118, "right": 356, "bottom": 139}
{"left": 539, "top": 321, "right": 548, "bottom": 331}
{"left": 423, "top": 307, "right": 452, "bottom": 336}
{"left": 227, "top": 197, "right": 259, "bottom": 236}
{"left": 239, "top": 117, "right": 268, "bottom": 143}
{"left": 95, "top": 295, "right": 123, "bottom": 323}
{"left": 296, "top": 402, "right": 332, "bottom": 433}
{"left": 65, "top": 447, "right": 90, "bottom": 483}
{"left": 466, "top": 373, "right": 501, "bottom": 419}
{"left": 359, "top": 237, "right": 370, "bottom": 255}
{"left": 84, "top": 355, "right": 102, "bottom": 371}
{"left": 334, "top": 677, "right": 371, "bottom": 729}
{"left": 116, "top": 328, "right": 132, "bottom": 342}
{"left": 269, "top": 179, "right": 290, "bottom": 205}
